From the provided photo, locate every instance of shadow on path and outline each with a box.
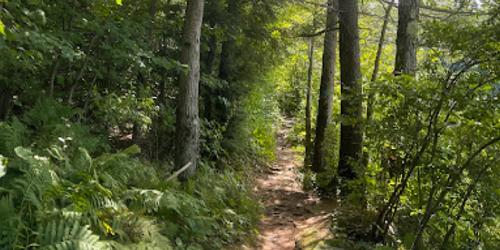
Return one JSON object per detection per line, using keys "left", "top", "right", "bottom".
{"left": 251, "top": 119, "right": 337, "bottom": 250}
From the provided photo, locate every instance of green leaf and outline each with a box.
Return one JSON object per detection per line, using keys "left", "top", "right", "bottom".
{"left": 0, "top": 20, "right": 4, "bottom": 35}
{"left": 0, "top": 155, "right": 6, "bottom": 178}
{"left": 75, "top": 148, "right": 92, "bottom": 170}
{"left": 15, "top": 146, "right": 33, "bottom": 160}
{"left": 122, "top": 144, "right": 141, "bottom": 155}
{"left": 115, "top": 0, "right": 123, "bottom": 5}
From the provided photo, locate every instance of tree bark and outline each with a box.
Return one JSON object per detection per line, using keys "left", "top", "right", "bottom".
{"left": 311, "top": 0, "right": 337, "bottom": 174}
{"left": 394, "top": 0, "right": 419, "bottom": 75}
{"left": 175, "top": 0, "right": 205, "bottom": 178}
{"left": 304, "top": 37, "right": 315, "bottom": 167}
{"left": 337, "top": 0, "right": 363, "bottom": 196}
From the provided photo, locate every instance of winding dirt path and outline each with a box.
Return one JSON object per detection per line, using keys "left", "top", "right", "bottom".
{"left": 251, "top": 119, "right": 336, "bottom": 250}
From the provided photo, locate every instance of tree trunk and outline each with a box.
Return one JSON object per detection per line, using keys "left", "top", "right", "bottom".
{"left": 0, "top": 89, "right": 12, "bottom": 120}
{"left": 304, "top": 37, "right": 315, "bottom": 167}
{"left": 366, "top": 0, "right": 394, "bottom": 121}
{"left": 410, "top": 136, "right": 500, "bottom": 250}
{"left": 337, "top": 0, "right": 363, "bottom": 196}
{"left": 218, "top": 0, "right": 240, "bottom": 82}
{"left": 311, "top": 0, "right": 338, "bottom": 174}
{"left": 440, "top": 167, "right": 485, "bottom": 249}
{"left": 175, "top": 0, "right": 205, "bottom": 178}
{"left": 394, "top": 0, "right": 419, "bottom": 75}
{"left": 214, "top": 0, "right": 241, "bottom": 126}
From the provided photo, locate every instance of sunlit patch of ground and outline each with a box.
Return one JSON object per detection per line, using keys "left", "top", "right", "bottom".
{"left": 248, "top": 119, "right": 338, "bottom": 250}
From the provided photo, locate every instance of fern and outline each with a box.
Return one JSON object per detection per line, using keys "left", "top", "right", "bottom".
{"left": 106, "top": 216, "right": 173, "bottom": 250}
{"left": 12, "top": 146, "right": 59, "bottom": 210}
{"left": 0, "top": 119, "right": 28, "bottom": 157}
{"left": 0, "top": 113, "right": 260, "bottom": 250}
{"left": 38, "top": 215, "right": 108, "bottom": 250}
{"left": 0, "top": 195, "right": 22, "bottom": 249}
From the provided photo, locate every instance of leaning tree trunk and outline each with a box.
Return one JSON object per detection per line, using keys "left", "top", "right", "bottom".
{"left": 311, "top": 0, "right": 337, "bottom": 174}
{"left": 394, "top": 0, "right": 419, "bottom": 75}
{"left": 304, "top": 37, "right": 315, "bottom": 167}
{"left": 337, "top": 0, "right": 363, "bottom": 196}
{"left": 175, "top": 0, "right": 205, "bottom": 179}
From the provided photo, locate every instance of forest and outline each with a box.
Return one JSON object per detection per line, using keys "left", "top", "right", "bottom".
{"left": 0, "top": 0, "right": 498, "bottom": 249}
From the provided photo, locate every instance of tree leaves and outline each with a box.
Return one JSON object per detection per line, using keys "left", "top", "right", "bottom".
{"left": 0, "top": 20, "right": 5, "bottom": 35}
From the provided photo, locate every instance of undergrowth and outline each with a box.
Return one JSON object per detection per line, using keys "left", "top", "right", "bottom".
{"left": 0, "top": 100, "right": 264, "bottom": 250}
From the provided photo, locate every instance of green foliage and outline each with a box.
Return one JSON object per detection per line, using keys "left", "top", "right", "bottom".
{"left": 0, "top": 0, "right": 287, "bottom": 247}
{"left": 275, "top": 1, "right": 500, "bottom": 249}
{"left": 4, "top": 0, "right": 498, "bottom": 249}
{"left": 0, "top": 119, "right": 28, "bottom": 157}
{"left": 93, "top": 91, "right": 157, "bottom": 134}
{"left": 22, "top": 99, "right": 108, "bottom": 153}
{"left": 358, "top": 12, "right": 500, "bottom": 248}
{"left": 0, "top": 155, "right": 6, "bottom": 178}
{"left": 38, "top": 215, "right": 107, "bottom": 250}
{"left": 0, "top": 101, "right": 262, "bottom": 249}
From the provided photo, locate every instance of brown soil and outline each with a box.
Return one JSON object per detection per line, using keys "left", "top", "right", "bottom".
{"left": 246, "top": 119, "right": 336, "bottom": 250}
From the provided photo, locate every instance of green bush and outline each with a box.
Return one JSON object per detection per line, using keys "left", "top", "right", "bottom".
{"left": 0, "top": 101, "right": 262, "bottom": 250}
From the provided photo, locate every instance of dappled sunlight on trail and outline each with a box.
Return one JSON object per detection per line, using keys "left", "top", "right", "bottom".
{"left": 250, "top": 119, "right": 337, "bottom": 250}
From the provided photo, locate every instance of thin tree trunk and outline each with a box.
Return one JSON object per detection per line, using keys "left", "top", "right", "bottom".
{"left": 304, "top": 37, "right": 315, "bottom": 167}
{"left": 175, "top": 0, "right": 205, "bottom": 179}
{"left": 366, "top": 0, "right": 394, "bottom": 121}
{"left": 49, "top": 59, "right": 61, "bottom": 98}
{"left": 394, "top": 0, "right": 419, "bottom": 75}
{"left": 311, "top": 0, "right": 337, "bottom": 174}
{"left": 67, "top": 35, "right": 98, "bottom": 105}
{"left": 410, "top": 137, "right": 500, "bottom": 250}
{"left": 205, "top": 33, "right": 218, "bottom": 75}
{"left": 337, "top": 0, "right": 363, "bottom": 196}
{"left": 440, "top": 166, "right": 486, "bottom": 249}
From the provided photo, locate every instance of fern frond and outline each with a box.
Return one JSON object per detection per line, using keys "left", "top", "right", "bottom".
{"left": 105, "top": 216, "right": 173, "bottom": 250}
{"left": 0, "top": 119, "right": 28, "bottom": 157}
{"left": 38, "top": 217, "right": 108, "bottom": 250}
{"left": 0, "top": 195, "right": 21, "bottom": 249}
{"left": 12, "top": 147, "right": 59, "bottom": 210}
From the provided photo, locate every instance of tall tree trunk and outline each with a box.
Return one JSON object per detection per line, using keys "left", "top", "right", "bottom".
{"left": 366, "top": 0, "right": 394, "bottom": 121}
{"left": 0, "top": 89, "right": 12, "bottom": 120}
{"left": 311, "top": 0, "right": 338, "bottom": 174}
{"left": 337, "top": 0, "right": 363, "bottom": 196}
{"left": 304, "top": 37, "right": 315, "bottom": 167}
{"left": 394, "top": 0, "right": 419, "bottom": 75}
{"left": 218, "top": 0, "right": 240, "bottom": 82}
{"left": 215, "top": 0, "right": 241, "bottom": 126}
{"left": 175, "top": 0, "right": 205, "bottom": 178}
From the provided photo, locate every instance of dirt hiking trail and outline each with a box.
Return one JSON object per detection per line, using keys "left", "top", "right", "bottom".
{"left": 248, "top": 119, "right": 337, "bottom": 250}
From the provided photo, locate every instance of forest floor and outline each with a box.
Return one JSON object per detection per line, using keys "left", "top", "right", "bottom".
{"left": 245, "top": 119, "right": 337, "bottom": 250}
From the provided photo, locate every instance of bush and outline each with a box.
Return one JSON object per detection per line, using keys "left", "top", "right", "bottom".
{"left": 0, "top": 101, "right": 262, "bottom": 250}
